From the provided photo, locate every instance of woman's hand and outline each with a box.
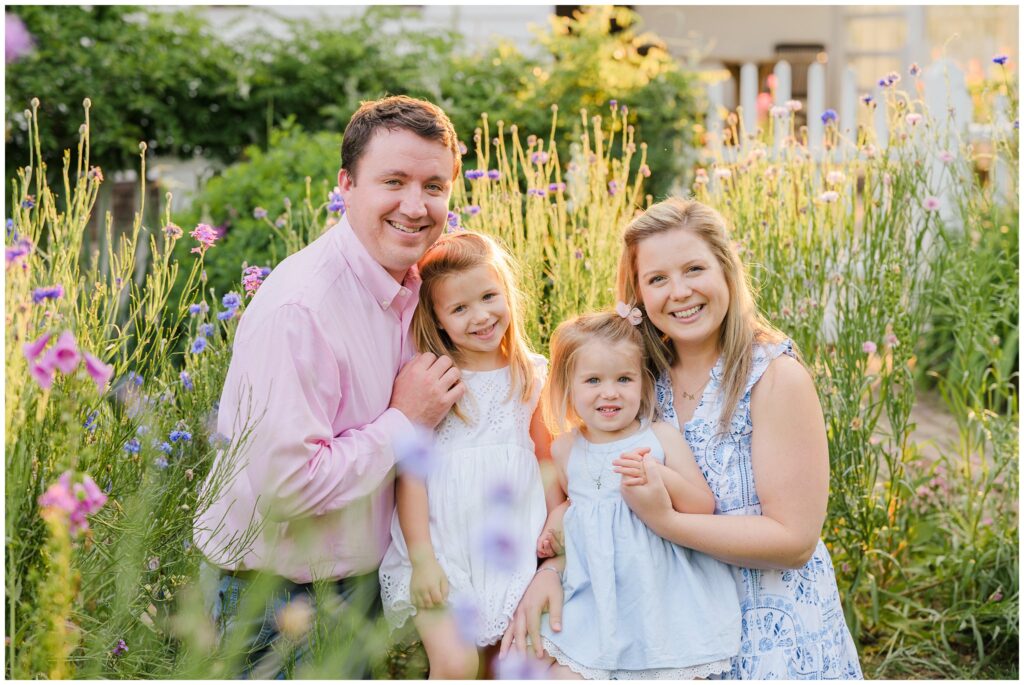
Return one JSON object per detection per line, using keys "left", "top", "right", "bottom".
{"left": 410, "top": 557, "right": 449, "bottom": 610}
{"left": 499, "top": 565, "right": 564, "bottom": 659}
{"left": 617, "top": 451, "right": 673, "bottom": 530}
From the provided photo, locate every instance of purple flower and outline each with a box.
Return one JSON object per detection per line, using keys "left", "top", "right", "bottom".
{"left": 327, "top": 188, "right": 345, "bottom": 213}
{"left": 222, "top": 292, "right": 241, "bottom": 310}
{"left": 216, "top": 309, "right": 235, "bottom": 322}
{"left": 41, "top": 330, "right": 80, "bottom": 375}
{"left": 5, "top": 13, "right": 35, "bottom": 64}
{"left": 253, "top": 207, "right": 268, "bottom": 220}
{"left": 821, "top": 109, "right": 838, "bottom": 125}
{"left": 83, "top": 352, "right": 114, "bottom": 392}
{"left": 447, "top": 211, "right": 460, "bottom": 228}
{"left": 124, "top": 438, "right": 141, "bottom": 455}
{"left": 465, "top": 169, "right": 485, "bottom": 181}
{"left": 21, "top": 195, "right": 34, "bottom": 209}
{"left": 477, "top": 519, "right": 519, "bottom": 571}
{"left": 526, "top": 188, "right": 547, "bottom": 198}
{"left": 111, "top": 639, "right": 128, "bottom": 657}
{"left": 393, "top": 426, "right": 438, "bottom": 481}
{"left": 191, "top": 337, "right": 207, "bottom": 354}
{"left": 486, "top": 169, "right": 501, "bottom": 181}
{"left": 23, "top": 331, "right": 52, "bottom": 362}
{"left": 154, "top": 456, "right": 169, "bottom": 470}
{"left": 199, "top": 323, "right": 215, "bottom": 338}
{"left": 208, "top": 432, "right": 230, "bottom": 449}
{"left": 993, "top": 55, "right": 1008, "bottom": 66}
{"left": 31, "top": 284, "right": 64, "bottom": 304}
{"left": 609, "top": 99, "right": 618, "bottom": 109}
{"left": 493, "top": 650, "right": 548, "bottom": 679}
{"left": 180, "top": 371, "right": 194, "bottom": 391}
{"left": 448, "top": 592, "right": 481, "bottom": 645}
{"left": 548, "top": 182, "right": 566, "bottom": 193}
{"left": 188, "top": 303, "right": 202, "bottom": 316}
{"left": 83, "top": 410, "right": 98, "bottom": 433}
{"left": 466, "top": 205, "right": 481, "bottom": 216}
{"left": 169, "top": 430, "right": 192, "bottom": 443}
{"left": 242, "top": 265, "right": 268, "bottom": 296}
{"left": 157, "top": 441, "right": 173, "bottom": 455}
{"left": 530, "top": 151, "right": 549, "bottom": 165}
{"left": 862, "top": 341, "right": 877, "bottom": 354}
{"left": 608, "top": 180, "right": 619, "bottom": 196}
{"left": 6, "top": 238, "right": 32, "bottom": 268}
{"left": 38, "top": 471, "right": 107, "bottom": 536}
{"left": 127, "top": 371, "right": 143, "bottom": 387}
{"left": 163, "top": 223, "right": 183, "bottom": 239}
{"left": 909, "top": 63, "right": 921, "bottom": 77}
{"left": 574, "top": 249, "right": 583, "bottom": 260}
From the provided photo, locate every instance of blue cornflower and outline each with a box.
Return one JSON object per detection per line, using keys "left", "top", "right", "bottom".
{"left": 209, "top": 432, "right": 230, "bottom": 449}
{"left": 180, "top": 371, "right": 194, "bottom": 391}
{"left": 6, "top": 218, "right": 15, "bottom": 240}
{"left": 878, "top": 77, "right": 891, "bottom": 88}
{"left": 260, "top": 267, "right": 271, "bottom": 278}
{"left": 188, "top": 303, "right": 202, "bottom": 315}
{"left": 83, "top": 410, "right": 99, "bottom": 433}
{"left": 548, "top": 182, "right": 566, "bottom": 193}
{"left": 327, "top": 190, "right": 345, "bottom": 213}
{"left": 199, "top": 323, "right": 215, "bottom": 337}
{"left": 169, "top": 430, "right": 192, "bottom": 443}
{"left": 31, "top": 285, "right": 64, "bottom": 304}
{"left": 465, "top": 169, "right": 485, "bottom": 180}
{"left": 447, "top": 212, "right": 459, "bottom": 228}
{"left": 124, "top": 438, "right": 141, "bottom": 454}
{"left": 216, "top": 310, "right": 235, "bottom": 321}
{"left": 137, "top": 424, "right": 149, "bottom": 436}
{"left": 861, "top": 95, "right": 874, "bottom": 106}
{"left": 154, "top": 456, "right": 169, "bottom": 470}
{"left": 993, "top": 55, "right": 1008, "bottom": 65}
{"left": 526, "top": 188, "right": 547, "bottom": 198}
{"left": 466, "top": 205, "right": 481, "bottom": 216}
{"left": 222, "top": 292, "right": 241, "bottom": 310}
{"left": 191, "top": 337, "right": 207, "bottom": 354}
{"left": 155, "top": 441, "right": 173, "bottom": 454}
{"left": 21, "top": 196, "right": 35, "bottom": 209}
{"left": 127, "top": 371, "right": 144, "bottom": 387}
{"left": 821, "top": 109, "right": 838, "bottom": 125}
{"left": 486, "top": 169, "right": 501, "bottom": 180}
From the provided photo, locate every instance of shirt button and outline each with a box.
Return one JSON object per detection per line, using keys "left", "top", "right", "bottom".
{"left": 399, "top": 287, "right": 409, "bottom": 297}
{"left": 381, "top": 299, "right": 390, "bottom": 308}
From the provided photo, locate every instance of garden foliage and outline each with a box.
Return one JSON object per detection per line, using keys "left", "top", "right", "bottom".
{"left": 4, "top": 61, "right": 1018, "bottom": 679}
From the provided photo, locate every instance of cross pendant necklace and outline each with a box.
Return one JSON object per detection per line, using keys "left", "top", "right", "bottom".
{"left": 583, "top": 442, "right": 605, "bottom": 490}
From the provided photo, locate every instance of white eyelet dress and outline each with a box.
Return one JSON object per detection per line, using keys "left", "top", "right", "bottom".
{"left": 378, "top": 353, "right": 548, "bottom": 646}
{"left": 656, "top": 339, "right": 863, "bottom": 679}
{"left": 539, "top": 421, "right": 741, "bottom": 679}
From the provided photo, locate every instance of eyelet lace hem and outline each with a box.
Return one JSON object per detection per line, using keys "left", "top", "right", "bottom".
{"left": 542, "top": 637, "right": 732, "bottom": 680}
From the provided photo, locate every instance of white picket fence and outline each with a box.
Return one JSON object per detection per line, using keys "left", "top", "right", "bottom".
{"left": 702, "top": 58, "right": 1015, "bottom": 206}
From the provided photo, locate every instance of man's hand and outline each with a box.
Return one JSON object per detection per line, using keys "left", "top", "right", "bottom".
{"left": 410, "top": 557, "right": 449, "bottom": 610}
{"left": 499, "top": 566, "right": 563, "bottom": 659}
{"left": 390, "top": 353, "right": 465, "bottom": 428}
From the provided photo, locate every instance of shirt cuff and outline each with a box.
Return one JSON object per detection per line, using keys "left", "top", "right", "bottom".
{"left": 378, "top": 407, "right": 420, "bottom": 462}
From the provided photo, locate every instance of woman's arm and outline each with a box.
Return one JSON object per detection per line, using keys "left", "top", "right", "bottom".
{"left": 621, "top": 356, "right": 829, "bottom": 569}
{"left": 396, "top": 474, "right": 448, "bottom": 608}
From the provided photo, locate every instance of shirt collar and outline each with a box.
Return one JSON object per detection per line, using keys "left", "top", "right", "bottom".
{"left": 334, "top": 215, "right": 421, "bottom": 315}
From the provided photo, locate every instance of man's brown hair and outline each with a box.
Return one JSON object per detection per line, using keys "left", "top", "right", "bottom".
{"left": 341, "top": 95, "right": 461, "bottom": 181}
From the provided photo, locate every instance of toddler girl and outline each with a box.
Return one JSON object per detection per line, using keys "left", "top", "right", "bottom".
{"left": 536, "top": 309, "right": 741, "bottom": 679}
{"left": 378, "top": 231, "right": 558, "bottom": 679}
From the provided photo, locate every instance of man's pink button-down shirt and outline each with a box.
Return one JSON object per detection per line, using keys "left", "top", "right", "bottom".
{"left": 194, "top": 217, "right": 419, "bottom": 583}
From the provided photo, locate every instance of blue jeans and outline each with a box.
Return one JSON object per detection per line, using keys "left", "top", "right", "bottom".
{"left": 211, "top": 569, "right": 381, "bottom": 679}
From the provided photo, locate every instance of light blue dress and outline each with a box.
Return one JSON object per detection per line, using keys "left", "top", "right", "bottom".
{"left": 656, "top": 339, "right": 863, "bottom": 679}
{"left": 540, "top": 422, "right": 741, "bottom": 679}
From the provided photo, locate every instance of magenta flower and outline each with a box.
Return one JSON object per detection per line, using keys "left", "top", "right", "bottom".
{"left": 41, "top": 330, "right": 80, "bottom": 374}
{"left": 190, "top": 223, "right": 218, "bottom": 255}
{"left": 638, "top": 164, "right": 651, "bottom": 178}
{"left": 30, "top": 362, "right": 54, "bottom": 389}
{"left": 23, "top": 331, "right": 52, "bottom": 362}
{"left": 530, "top": 151, "right": 549, "bottom": 165}
{"left": 884, "top": 333, "right": 899, "bottom": 348}
{"left": 862, "top": 341, "right": 877, "bottom": 354}
{"left": 242, "top": 265, "right": 268, "bottom": 296}
{"left": 5, "top": 13, "right": 35, "bottom": 64}
{"left": 38, "top": 471, "right": 107, "bottom": 535}
{"left": 111, "top": 639, "right": 128, "bottom": 657}
{"left": 31, "top": 284, "right": 64, "bottom": 304}
{"left": 923, "top": 196, "right": 941, "bottom": 212}
{"left": 163, "top": 223, "right": 183, "bottom": 239}
{"left": 83, "top": 352, "right": 114, "bottom": 392}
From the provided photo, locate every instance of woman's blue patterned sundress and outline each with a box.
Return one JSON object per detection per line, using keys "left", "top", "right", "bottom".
{"left": 655, "top": 339, "right": 863, "bottom": 679}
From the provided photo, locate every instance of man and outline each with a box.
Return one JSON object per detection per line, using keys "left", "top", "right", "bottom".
{"left": 194, "top": 95, "right": 465, "bottom": 678}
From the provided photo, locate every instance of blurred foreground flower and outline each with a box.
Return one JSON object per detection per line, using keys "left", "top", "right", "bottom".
{"left": 5, "top": 13, "right": 35, "bottom": 64}
{"left": 393, "top": 426, "right": 438, "bottom": 480}
{"left": 494, "top": 650, "right": 548, "bottom": 679}
{"left": 38, "top": 471, "right": 107, "bottom": 536}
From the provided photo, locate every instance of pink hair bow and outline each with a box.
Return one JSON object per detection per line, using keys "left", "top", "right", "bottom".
{"left": 615, "top": 301, "right": 643, "bottom": 326}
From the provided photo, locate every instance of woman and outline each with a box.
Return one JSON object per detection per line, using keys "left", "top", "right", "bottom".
{"left": 502, "top": 198, "right": 862, "bottom": 679}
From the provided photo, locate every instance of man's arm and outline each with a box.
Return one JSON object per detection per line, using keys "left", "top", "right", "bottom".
{"left": 225, "top": 303, "right": 460, "bottom": 522}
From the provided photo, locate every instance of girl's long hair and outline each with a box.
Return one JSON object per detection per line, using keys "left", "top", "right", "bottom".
{"left": 543, "top": 311, "right": 656, "bottom": 435}
{"left": 412, "top": 231, "right": 535, "bottom": 422}
{"left": 617, "top": 197, "right": 791, "bottom": 430}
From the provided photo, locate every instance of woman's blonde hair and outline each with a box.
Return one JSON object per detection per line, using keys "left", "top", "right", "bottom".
{"left": 412, "top": 231, "right": 535, "bottom": 422}
{"left": 616, "top": 197, "right": 791, "bottom": 430}
{"left": 543, "top": 311, "right": 656, "bottom": 435}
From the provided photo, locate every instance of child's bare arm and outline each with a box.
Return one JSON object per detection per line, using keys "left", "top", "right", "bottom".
{"left": 530, "top": 407, "right": 565, "bottom": 513}
{"left": 536, "top": 433, "right": 571, "bottom": 557}
{"left": 396, "top": 475, "right": 448, "bottom": 608}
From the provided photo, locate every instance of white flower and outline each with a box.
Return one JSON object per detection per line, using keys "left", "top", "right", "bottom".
{"left": 786, "top": 99, "right": 803, "bottom": 112}
{"left": 714, "top": 168, "right": 732, "bottom": 180}
{"left": 819, "top": 190, "right": 840, "bottom": 203}
{"left": 770, "top": 105, "right": 788, "bottom": 118}
{"left": 826, "top": 171, "right": 846, "bottom": 185}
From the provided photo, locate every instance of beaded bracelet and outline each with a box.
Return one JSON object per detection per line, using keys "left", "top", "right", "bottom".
{"left": 535, "top": 566, "right": 561, "bottom": 579}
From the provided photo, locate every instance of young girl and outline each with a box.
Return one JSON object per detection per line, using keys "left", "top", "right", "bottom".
{"left": 378, "top": 231, "right": 559, "bottom": 679}
{"left": 535, "top": 310, "right": 741, "bottom": 680}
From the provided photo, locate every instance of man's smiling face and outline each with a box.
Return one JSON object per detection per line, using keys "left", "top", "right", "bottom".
{"left": 338, "top": 127, "right": 455, "bottom": 283}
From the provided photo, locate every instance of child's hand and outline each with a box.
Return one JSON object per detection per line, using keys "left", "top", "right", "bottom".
{"left": 536, "top": 500, "right": 569, "bottom": 557}
{"left": 410, "top": 558, "right": 449, "bottom": 610}
{"left": 613, "top": 447, "right": 652, "bottom": 486}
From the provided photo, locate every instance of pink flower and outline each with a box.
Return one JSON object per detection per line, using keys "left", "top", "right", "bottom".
{"left": 770, "top": 105, "right": 788, "bottom": 118}
{"left": 190, "top": 223, "right": 219, "bottom": 255}
{"left": 906, "top": 113, "right": 923, "bottom": 126}
{"left": 83, "top": 352, "right": 114, "bottom": 392}
{"left": 819, "top": 191, "right": 840, "bottom": 203}
{"left": 38, "top": 471, "right": 106, "bottom": 536}
{"left": 40, "top": 330, "right": 80, "bottom": 374}
{"left": 862, "top": 341, "right": 877, "bottom": 354}
{"left": 23, "top": 332, "right": 52, "bottom": 362}
{"left": 939, "top": 150, "right": 955, "bottom": 164}
{"left": 786, "top": 99, "right": 802, "bottom": 112}
{"left": 30, "top": 362, "right": 55, "bottom": 389}
{"left": 884, "top": 333, "right": 899, "bottom": 348}
{"left": 923, "top": 196, "right": 941, "bottom": 212}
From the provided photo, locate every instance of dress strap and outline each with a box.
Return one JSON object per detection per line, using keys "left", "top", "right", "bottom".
{"left": 744, "top": 338, "right": 796, "bottom": 395}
